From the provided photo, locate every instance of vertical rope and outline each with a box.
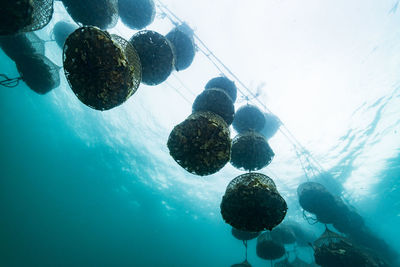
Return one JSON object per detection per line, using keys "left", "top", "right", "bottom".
{"left": 244, "top": 240, "right": 248, "bottom": 261}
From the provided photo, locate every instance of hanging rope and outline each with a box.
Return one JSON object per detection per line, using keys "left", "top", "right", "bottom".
{"left": 165, "top": 81, "right": 192, "bottom": 105}
{"left": 156, "top": 0, "right": 326, "bottom": 180}
{"left": 303, "top": 210, "right": 319, "bottom": 225}
{"left": 0, "top": 74, "right": 22, "bottom": 88}
{"left": 171, "top": 73, "right": 197, "bottom": 97}
{"left": 242, "top": 240, "right": 248, "bottom": 261}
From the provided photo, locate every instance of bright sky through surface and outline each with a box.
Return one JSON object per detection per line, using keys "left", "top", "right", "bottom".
{"left": 38, "top": 0, "right": 400, "bottom": 207}
{"left": 49, "top": 0, "right": 399, "bottom": 197}
{"left": 43, "top": 0, "right": 400, "bottom": 223}
{"left": 114, "top": 0, "right": 400, "bottom": 196}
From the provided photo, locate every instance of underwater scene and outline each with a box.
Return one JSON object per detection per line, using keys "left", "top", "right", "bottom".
{"left": 1, "top": 0, "right": 400, "bottom": 266}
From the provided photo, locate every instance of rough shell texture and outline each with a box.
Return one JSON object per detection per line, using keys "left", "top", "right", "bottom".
{"left": 62, "top": 0, "right": 118, "bottom": 29}
{"left": 167, "top": 111, "right": 231, "bottom": 176}
{"left": 220, "top": 173, "right": 287, "bottom": 232}
{"left": 130, "top": 30, "right": 174, "bottom": 85}
{"left": 256, "top": 232, "right": 286, "bottom": 260}
{"left": 118, "top": 0, "right": 155, "bottom": 30}
{"left": 233, "top": 104, "right": 266, "bottom": 134}
{"left": 205, "top": 76, "right": 237, "bottom": 103}
{"left": 63, "top": 27, "right": 140, "bottom": 110}
{"left": 230, "top": 131, "right": 274, "bottom": 171}
{"left": 192, "top": 88, "right": 235, "bottom": 125}
{"left": 166, "top": 26, "right": 195, "bottom": 71}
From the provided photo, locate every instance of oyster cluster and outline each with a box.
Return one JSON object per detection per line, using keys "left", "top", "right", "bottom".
{"left": 192, "top": 88, "right": 235, "bottom": 125}
{"left": 130, "top": 30, "right": 174, "bottom": 86}
{"left": 230, "top": 131, "right": 274, "bottom": 171}
{"left": 63, "top": 27, "right": 139, "bottom": 110}
{"left": 220, "top": 173, "right": 287, "bottom": 232}
{"left": 167, "top": 111, "right": 231, "bottom": 176}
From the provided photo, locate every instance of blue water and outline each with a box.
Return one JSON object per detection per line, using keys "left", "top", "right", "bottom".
{"left": 2, "top": 1, "right": 400, "bottom": 266}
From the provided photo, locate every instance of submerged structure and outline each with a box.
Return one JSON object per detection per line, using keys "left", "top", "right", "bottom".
{"left": 230, "top": 131, "right": 274, "bottom": 171}
{"left": 271, "top": 223, "right": 296, "bottom": 245}
{"left": 63, "top": 26, "right": 141, "bottom": 110}
{"left": 256, "top": 231, "right": 286, "bottom": 261}
{"left": 166, "top": 24, "right": 196, "bottom": 71}
{"left": 129, "top": 30, "right": 174, "bottom": 86}
{"left": 16, "top": 53, "right": 60, "bottom": 94}
{"left": 0, "top": 32, "right": 59, "bottom": 94}
{"left": 118, "top": 0, "right": 156, "bottom": 30}
{"left": 192, "top": 88, "right": 235, "bottom": 125}
{"left": 53, "top": 21, "right": 77, "bottom": 48}
{"left": 61, "top": 0, "right": 118, "bottom": 30}
{"left": 1, "top": 0, "right": 54, "bottom": 36}
{"left": 261, "top": 112, "right": 281, "bottom": 140}
{"left": 0, "top": 32, "right": 45, "bottom": 62}
{"left": 167, "top": 111, "right": 231, "bottom": 176}
{"left": 233, "top": 104, "right": 266, "bottom": 134}
{"left": 313, "top": 228, "right": 389, "bottom": 267}
{"left": 220, "top": 173, "right": 287, "bottom": 232}
{"left": 205, "top": 76, "right": 237, "bottom": 103}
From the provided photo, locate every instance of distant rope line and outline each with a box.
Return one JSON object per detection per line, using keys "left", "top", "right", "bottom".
{"left": 171, "top": 73, "right": 196, "bottom": 97}
{"left": 156, "top": 0, "right": 325, "bottom": 179}
{"left": 165, "top": 81, "right": 192, "bottom": 105}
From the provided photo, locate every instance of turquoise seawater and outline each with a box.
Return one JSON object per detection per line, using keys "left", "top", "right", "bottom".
{"left": 1, "top": 1, "right": 400, "bottom": 266}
